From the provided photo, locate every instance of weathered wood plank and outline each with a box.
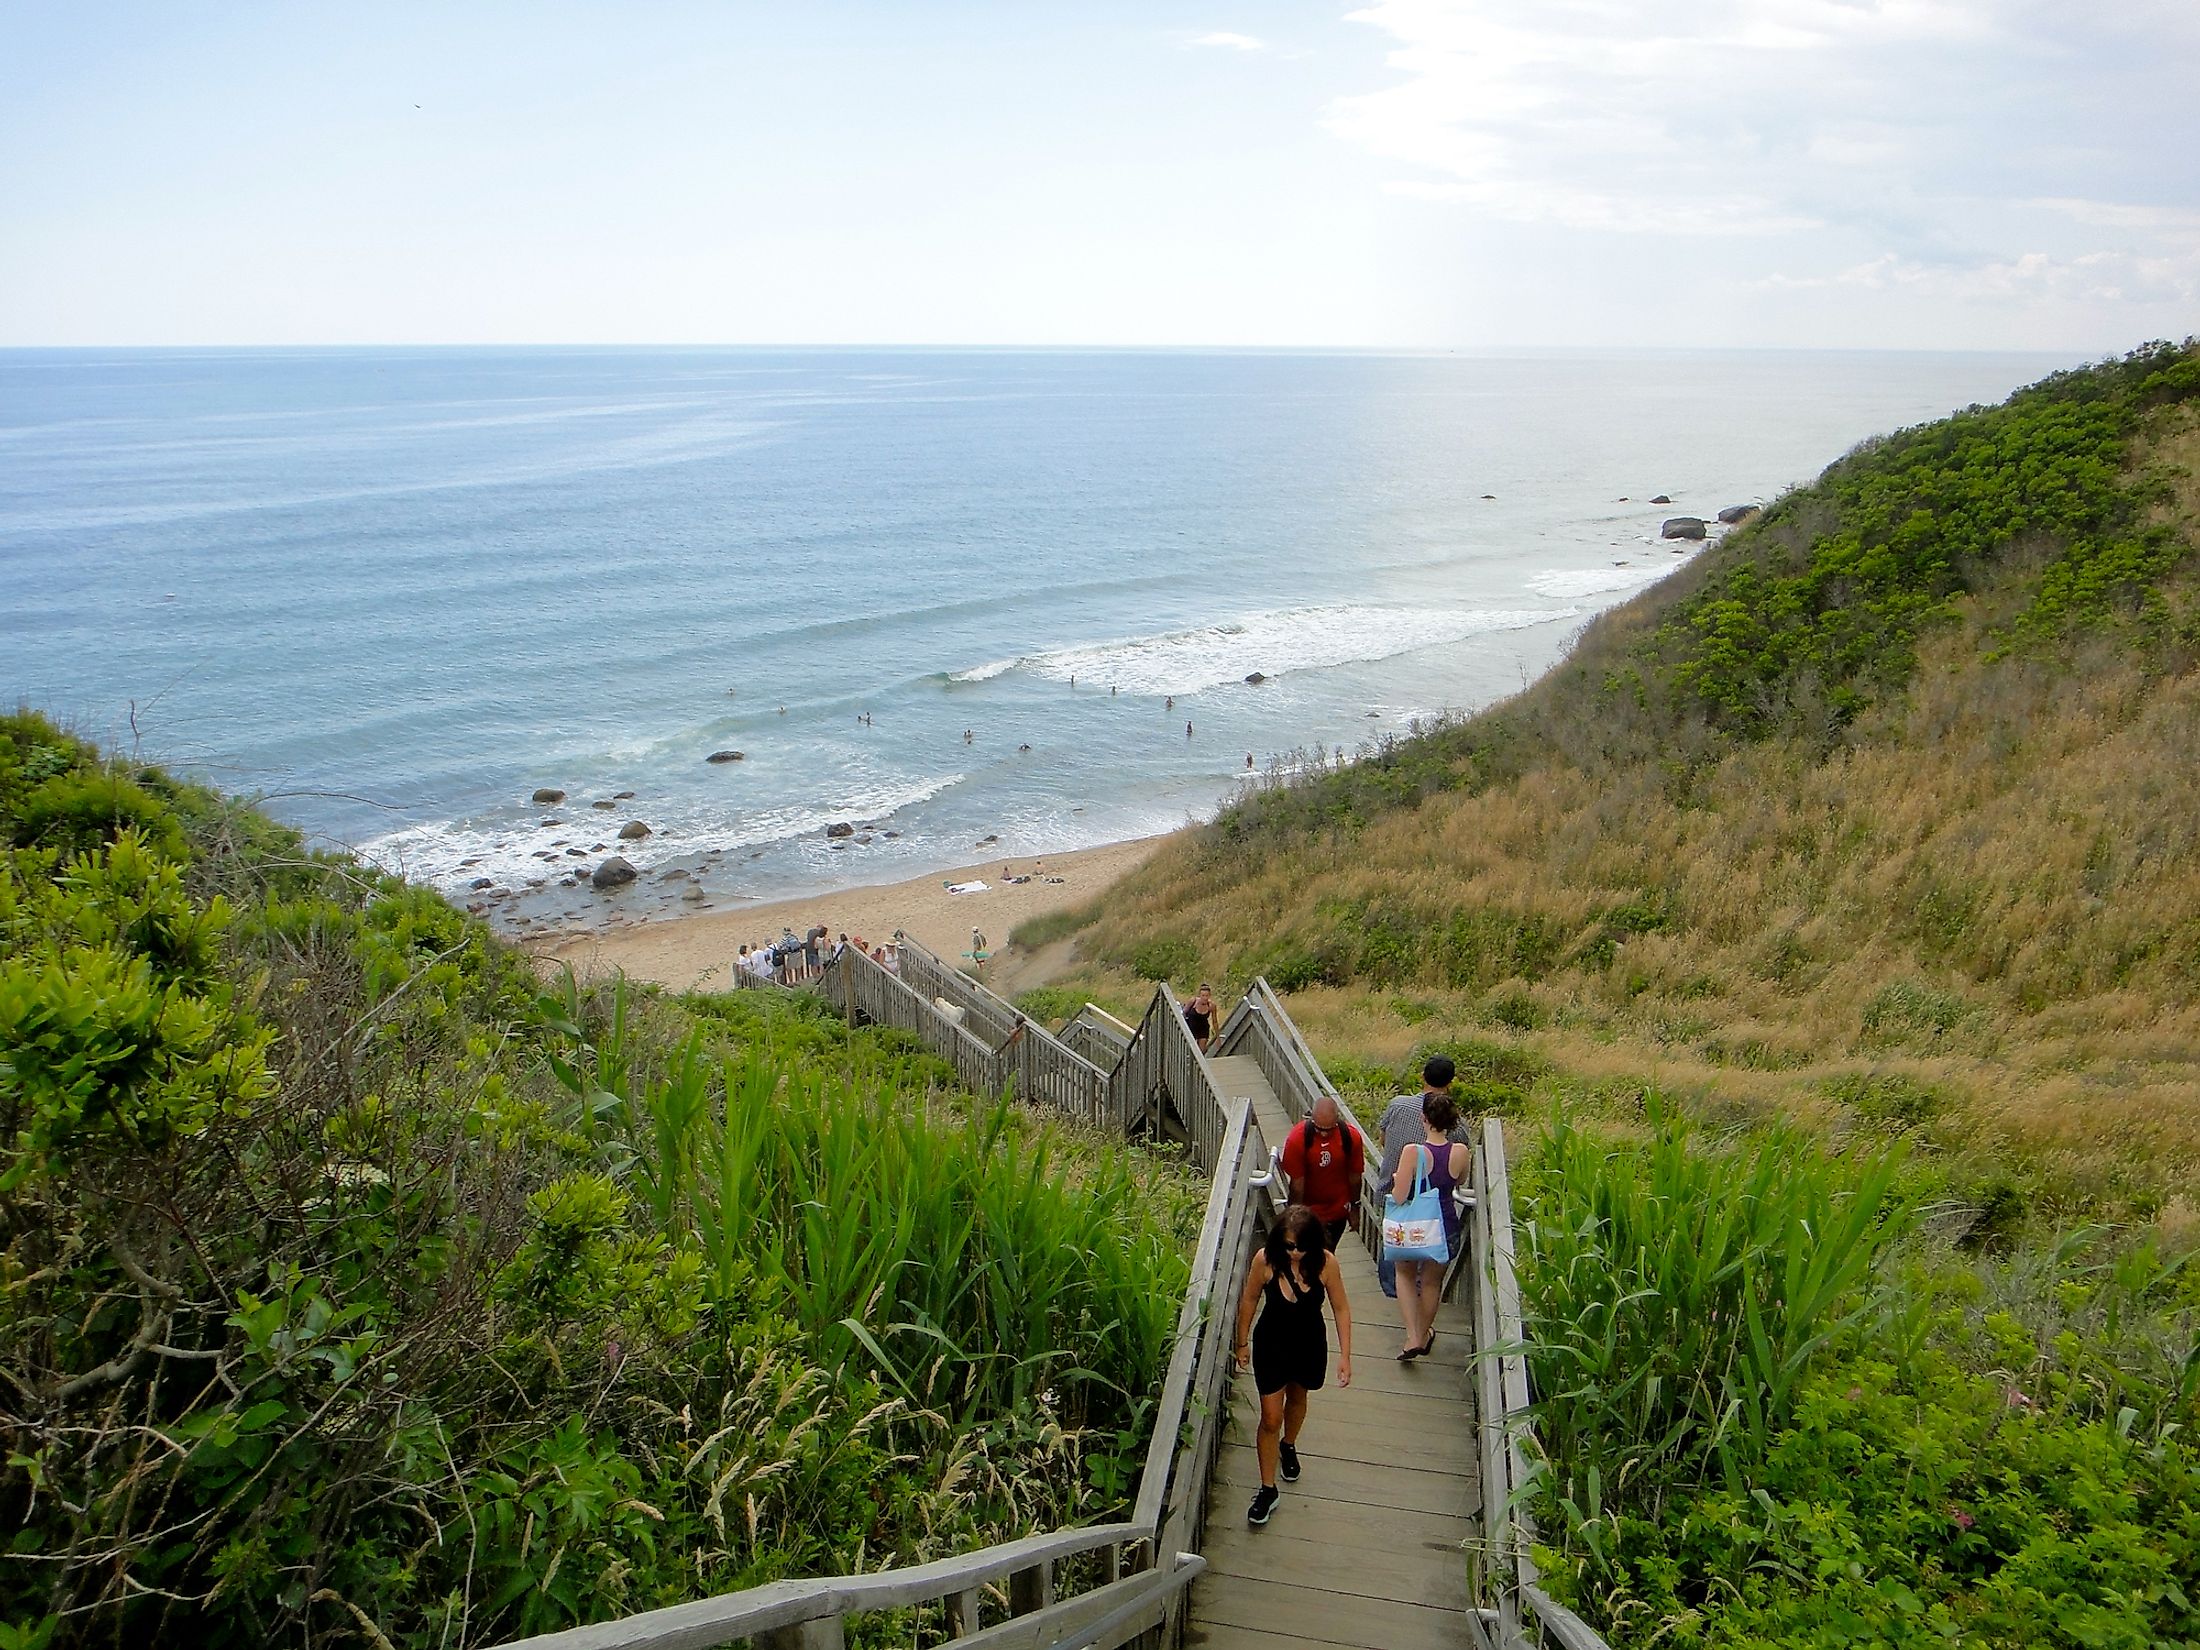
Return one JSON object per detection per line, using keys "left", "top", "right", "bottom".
{"left": 1200, "top": 1521, "right": 1470, "bottom": 1611}
{"left": 1209, "top": 1451, "right": 1475, "bottom": 1523}
{"left": 1189, "top": 1574, "right": 1463, "bottom": 1650}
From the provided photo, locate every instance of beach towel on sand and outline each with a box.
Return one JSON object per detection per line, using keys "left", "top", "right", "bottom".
{"left": 944, "top": 880, "right": 989, "bottom": 894}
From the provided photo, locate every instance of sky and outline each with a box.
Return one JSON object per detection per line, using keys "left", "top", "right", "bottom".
{"left": 1, "top": 1, "right": 2195, "bottom": 351}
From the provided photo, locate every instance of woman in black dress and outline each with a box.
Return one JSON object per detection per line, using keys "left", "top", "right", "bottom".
{"left": 1232, "top": 1204, "right": 1353, "bottom": 1526}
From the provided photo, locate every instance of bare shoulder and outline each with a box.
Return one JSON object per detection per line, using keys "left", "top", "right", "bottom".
{"left": 1321, "top": 1249, "right": 1348, "bottom": 1291}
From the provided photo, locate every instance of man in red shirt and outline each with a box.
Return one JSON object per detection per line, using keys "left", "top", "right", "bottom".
{"left": 1279, "top": 1094, "right": 1365, "bottom": 1251}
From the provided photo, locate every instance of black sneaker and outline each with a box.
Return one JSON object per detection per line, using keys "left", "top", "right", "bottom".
{"left": 1248, "top": 1485, "right": 1280, "bottom": 1526}
{"left": 1279, "top": 1441, "right": 1301, "bottom": 1482}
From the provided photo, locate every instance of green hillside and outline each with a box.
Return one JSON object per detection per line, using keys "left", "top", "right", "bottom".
{"left": 1026, "top": 341, "right": 2200, "bottom": 1647}
{"left": 1054, "top": 339, "right": 2200, "bottom": 1220}
{"left": 0, "top": 714, "right": 1200, "bottom": 1648}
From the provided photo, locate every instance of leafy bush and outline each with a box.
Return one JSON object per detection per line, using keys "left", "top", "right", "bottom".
{"left": 0, "top": 713, "right": 1198, "bottom": 1648}
{"left": 1521, "top": 1107, "right": 2200, "bottom": 1648}
{"left": 1128, "top": 934, "right": 1199, "bottom": 983}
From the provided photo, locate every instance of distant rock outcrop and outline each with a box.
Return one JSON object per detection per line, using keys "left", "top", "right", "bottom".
{"left": 591, "top": 856, "right": 638, "bottom": 889}
{"left": 531, "top": 788, "right": 566, "bottom": 804}
{"left": 1650, "top": 494, "right": 1672, "bottom": 505}
{"left": 1661, "top": 517, "right": 1708, "bottom": 541}
{"left": 1245, "top": 672, "right": 1268, "bottom": 685}
{"left": 1717, "top": 504, "right": 1761, "bottom": 525}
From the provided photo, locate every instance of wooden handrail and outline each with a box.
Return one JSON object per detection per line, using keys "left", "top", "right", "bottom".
{"left": 1469, "top": 1116, "right": 1616, "bottom": 1650}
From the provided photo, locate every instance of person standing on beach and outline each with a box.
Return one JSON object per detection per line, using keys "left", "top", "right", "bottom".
{"left": 1183, "top": 983, "right": 1218, "bottom": 1052}
{"left": 1375, "top": 1055, "right": 1468, "bottom": 1299}
{"left": 1234, "top": 1205, "right": 1352, "bottom": 1527}
{"left": 1281, "top": 1095, "right": 1365, "bottom": 1252}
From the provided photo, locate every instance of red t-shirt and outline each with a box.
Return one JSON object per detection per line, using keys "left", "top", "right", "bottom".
{"left": 1281, "top": 1120, "right": 1364, "bottom": 1223}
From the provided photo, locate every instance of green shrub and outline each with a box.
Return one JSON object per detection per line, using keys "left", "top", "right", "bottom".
{"left": 1128, "top": 934, "right": 1199, "bottom": 982}
{"left": 1862, "top": 977, "right": 1974, "bottom": 1040}
{"left": 1012, "top": 984, "right": 1087, "bottom": 1025}
{"left": 1009, "top": 903, "right": 1101, "bottom": 950}
{"left": 1826, "top": 1069, "right": 1948, "bottom": 1131}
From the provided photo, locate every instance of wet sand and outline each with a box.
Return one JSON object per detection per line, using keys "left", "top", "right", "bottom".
{"left": 532, "top": 834, "right": 1167, "bottom": 992}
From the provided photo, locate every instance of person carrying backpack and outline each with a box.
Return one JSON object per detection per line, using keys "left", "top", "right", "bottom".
{"left": 1279, "top": 1094, "right": 1365, "bottom": 1251}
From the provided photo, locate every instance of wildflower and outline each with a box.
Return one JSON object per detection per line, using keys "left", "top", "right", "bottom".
{"left": 1947, "top": 1506, "right": 1976, "bottom": 1531}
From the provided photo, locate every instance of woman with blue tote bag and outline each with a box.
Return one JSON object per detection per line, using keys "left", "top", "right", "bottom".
{"left": 1384, "top": 1091, "right": 1466, "bottom": 1361}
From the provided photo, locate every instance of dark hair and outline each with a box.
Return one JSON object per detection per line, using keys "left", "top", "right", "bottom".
{"left": 1422, "top": 1091, "right": 1459, "bottom": 1132}
{"left": 1263, "top": 1205, "right": 1327, "bottom": 1284}
{"left": 1422, "top": 1054, "right": 1455, "bottom": 1090}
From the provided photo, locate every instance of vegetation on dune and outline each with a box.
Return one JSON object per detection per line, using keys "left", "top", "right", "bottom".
{"left": 1521, "top": 1107, "right": 2199, "bottom": 1648}
{"left": 0, "top": 711, "right": 1199, "bottom": 1648}
{"left": 1026, "top": 343, "right": 2200, "bottom": 1642}
{"left": 1058, "top": 341, "right": 2200, "bottom": 1215}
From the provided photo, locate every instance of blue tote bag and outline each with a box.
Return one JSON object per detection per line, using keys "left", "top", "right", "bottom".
{"left": 1381, "top": 1145, "right": 1450, "bottom": 1264}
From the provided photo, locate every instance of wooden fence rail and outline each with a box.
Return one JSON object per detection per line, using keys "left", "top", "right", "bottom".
{"left": 518, "top": 950, "right": 1608, "bottom": 1650}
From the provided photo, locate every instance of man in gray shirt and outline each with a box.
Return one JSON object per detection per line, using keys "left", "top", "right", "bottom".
{"left": 1375, "top": 1055, "right": 1471, "bottom": 1298}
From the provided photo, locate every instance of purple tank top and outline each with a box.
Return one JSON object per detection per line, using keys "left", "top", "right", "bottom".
{"left": 1409, "top": 1141, "right": 1464, "bottom": 1234}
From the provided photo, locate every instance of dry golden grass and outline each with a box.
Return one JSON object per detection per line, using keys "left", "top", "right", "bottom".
{"left": 1045, "top": 410, "right": 2200, "bottom": 1224}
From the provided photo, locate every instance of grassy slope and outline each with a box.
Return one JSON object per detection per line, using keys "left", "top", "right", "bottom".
{"left": 1045, "top": 343, "right": 2200, "bottom": 1227}
{"left": 0, "top": 717, "right": 1202, "bottom": 1648}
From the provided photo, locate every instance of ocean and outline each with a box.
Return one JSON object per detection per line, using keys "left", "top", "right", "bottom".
{"left": 2, "top": 346, "right": 2062, "bottom": 937}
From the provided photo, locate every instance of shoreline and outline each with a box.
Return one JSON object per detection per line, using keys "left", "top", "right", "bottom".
{"left": 531, "top": 833, "right": 1167, "bottom": 992}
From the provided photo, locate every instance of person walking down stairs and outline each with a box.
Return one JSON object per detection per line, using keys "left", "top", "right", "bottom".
{"left": 1233, "top": 1206, "right": 1353, "bottom": 1527}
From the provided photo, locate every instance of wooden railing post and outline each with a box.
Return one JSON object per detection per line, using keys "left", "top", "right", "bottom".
{"left": 759, "top": 1613, "right": 845, "bottom": 1649}
{"left": 1008, "top": 1559, "right": 1054, "bottom": 1616}
{"left": 944, "top": 1587, "right": 982, "bottom": 1638}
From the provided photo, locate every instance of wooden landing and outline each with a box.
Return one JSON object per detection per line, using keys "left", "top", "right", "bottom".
{"left": 1189, "top": 1058, "right": 1479, "bottom": 1650}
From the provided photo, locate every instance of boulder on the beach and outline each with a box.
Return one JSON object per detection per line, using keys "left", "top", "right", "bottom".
{"left": 660, "top": 868, "right": 689, "bottom": 881}
{"left": 618, "top": 820, "right": 651, "bottom": 841}
{"left": 469, "top": 876, "right": 494, "bottom": 890}
{"left": 1650, "top": 494, "right": 1672, "bottom": 505}
{"left": 590, "top": 799, "right": 616, "bottom": 810}
{"left": 825, "top": 821, "right": 855, "bottom": 839}
{"left": 1244, "top": 671, "right": 1267, "bottom": 685}
{"left": 977, "top": 833, "right": 999, "bottom": 846}
{"left": 531, "top": 787, "right": 566, "bottom": 804}
{"left": 613, "top": 789, "right": 635, "bottom": 800}
{"left": 539, "top": 818, "right": 563, "bottom": 828}
{"left": 1661, "top": 517, "right": 1708, "bottom": 541}
{"left": 591, "top": 856, "right": 638, "bottom": 890}
{"left": 682, "top": 887, "right": 708, "bottom": 902}
{"left": 1717, "top": 504, "right": 1761, "bottom": 525}
{"left": 706, "top": 750, "right": 745, "bottom": 764}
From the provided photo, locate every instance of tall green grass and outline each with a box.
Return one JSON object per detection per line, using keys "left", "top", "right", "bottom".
{"left": 1520, "top": 1100, "right": 1916, "bottom": 1543}
{"left": 574, "top": 980, "right": 1188, "bottom": 1426}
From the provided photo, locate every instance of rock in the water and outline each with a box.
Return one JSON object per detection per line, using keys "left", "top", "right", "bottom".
{"left": 706, "top": 750, "right": 745, "bottom": 764}
{"left": 1244, "top": 671, "right": 1267, "bottom": 685}
{"left": 660, "top": 868, "right": 689, "bottom": 881}
{"left": 1661, "top": 516, "right": 1708, "bottom": 541}
{"left": 1649, "top": 494, "right": 1672, "bottom": 505}
{"left": 618, "top": 820, "right": 651, "bottom": 841}
{"left": 591, "top": 856, "right": 638, "bottom": 889}
{"left": 682, "top": 887, "right": 708, "bottom": 901}
{"left": 613, "top": 789, "right": 635, "bottom": 800}
{"left": 539, "top": 818, "right": 563, "bottom": 828}
{"left": 1717, "top": 504, "right": 1761, "bottom": 525}
{"left": 469, "top": 876, "right": 494, "bottom": 890}
{"left": 565, "top": 847, "right": 587, "bottom": 857}
{"left": 531, "top": 787, "right": 566, "bottom": 804}
{"left": 825, "top": 821, "right": 855, "bottom": 839}
{"left": 977, "top": 833, "right": 999, "bottom": 846}
{"left": 590, "top": 799, "right": 616, "bottom": 810}
{"left": 1481, "top": 493, "right": 1496, "bottom": 500}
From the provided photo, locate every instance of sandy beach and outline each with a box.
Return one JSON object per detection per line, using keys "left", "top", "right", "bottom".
{"left": 532, "top": 834, "right": 1167, "bottom": 992}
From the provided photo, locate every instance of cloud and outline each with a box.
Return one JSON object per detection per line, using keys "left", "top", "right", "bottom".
{"left": 1762, "top": 247, "right": 2200, "bottom": 304}
{"left": 1326, "top": 0, "right": 2200, "bottom": 305}
{"left": 1188, "top": 31, "right": 1268, "bottom": 52}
